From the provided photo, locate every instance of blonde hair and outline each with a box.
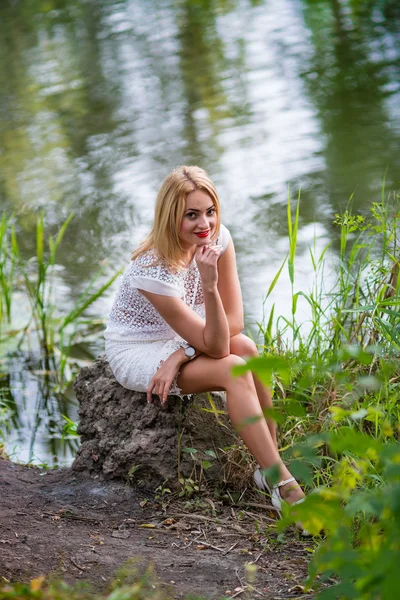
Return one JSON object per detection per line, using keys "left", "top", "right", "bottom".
{"left": 132, "top": 165, "right": 221, "bottom": 270}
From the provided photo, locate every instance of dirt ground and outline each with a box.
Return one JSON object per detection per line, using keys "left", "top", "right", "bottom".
{"left": 0, "top": 459, "right": 317, "bottom": 599}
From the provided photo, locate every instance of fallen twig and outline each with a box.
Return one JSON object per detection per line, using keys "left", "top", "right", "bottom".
{"left": 171, "top": 533, "right": 203, "bottom": 550}
{"left": 69, "top": 557, "right": 87, "bottom": 572}
{"left": 169, "top": 512, "right": 227, "bottom": 524}
{"left": 250, "top": 551, "right": 263, "bottom": 564}
{"left": 233, "top": 501, "right": 280, "bottom": 513}
{"left": 195, "top": 540, "right": 225, "bottom": 552}
{"left": 242, "top": 509, "right": 275, "bottom": 523}
{"left": 223, "top": 541, "right": 239, "bottom": 555}
{"left": 41, "top": 511, "right": 103, "bottom": 524}
{"left": 229, "top": 588, "right": 245, "bottom": 598}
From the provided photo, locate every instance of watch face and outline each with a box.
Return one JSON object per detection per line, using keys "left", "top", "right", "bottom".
{"left": 185, "top": 346, "right": 196, "bottom": 358}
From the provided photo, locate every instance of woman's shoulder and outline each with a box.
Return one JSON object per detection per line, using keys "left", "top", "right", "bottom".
{"left": 124, "top": 249, "right": 183, "bottom": 297}
{"left": 131, "top": 248, "right": 159, "bottom": 268}
{"left": 127, "top": 249, "right": 171, "bottom": 276}
{"left": 216, "top": 223, "right": 232, "bottom": 254}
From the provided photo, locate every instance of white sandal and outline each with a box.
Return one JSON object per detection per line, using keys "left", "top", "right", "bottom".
{"left": 254, "top": 468, "right": 310, "bottom": 536}
{"left": 254, "top": 468, "right": 305, "bottom": 510}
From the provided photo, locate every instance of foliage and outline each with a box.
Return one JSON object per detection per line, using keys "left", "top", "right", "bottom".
{"left": 234, "top": 187, "right": 400, "bottom": 599}
{"left": 302, "top": 433, "right": 400, "bottom": 600}
{"left": 241, "top": 347, "right": 400, "bottom": 599}
{"left": 262, "top": 191, "right": 400, "bottom": 358}
{"left": 0, "top": 386, "right": 12, "bottom": 455}
{"left": 61, "top": 415, "right": 79, "bottom": 440}
{"left": 0, "top": 212, "right": 121, "bottom": 390}
{"left": 0, "top": 562, "right": 179, "bottom": 600}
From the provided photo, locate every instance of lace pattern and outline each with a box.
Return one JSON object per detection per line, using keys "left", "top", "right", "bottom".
{"left": 104, "top": 224, "right": 230, "bottom": 342}
{"left": 104, "top": 225, "right": 231, "bottom": 393}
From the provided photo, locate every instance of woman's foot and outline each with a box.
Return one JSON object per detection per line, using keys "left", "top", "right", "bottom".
{"left": 254, "top": 469, "right": 305, "bottom": 508}
{"left": 278, "top": 480, "right": 305, "bottom": 504}
{"left": 254, "top": 469, "right": 310, "bottom": 535}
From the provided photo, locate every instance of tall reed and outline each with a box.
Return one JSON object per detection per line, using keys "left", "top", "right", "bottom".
{"left": 262, "top": 190, "right": 400, "bottom": 360}
{"left": 0, "top": 213, "right": 121, "bottom": 389}
{"left": 237, "top": 188, "right": 400, "bottom": 597}
{"left": 0, "top": 213, "right": 17, "bottom": 328}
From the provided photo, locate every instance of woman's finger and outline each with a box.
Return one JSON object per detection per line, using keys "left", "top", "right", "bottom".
{"left": 147, "top": 379, "right": 154, "bottom": 403}
{"left": 196, "top": 245, "right": 207, "bottom": 259}
{"left": 203, "top": 246, "right": 221, "bottom": 258}
{"left": 161, "top": 381, "right": 171, "bottom": 406}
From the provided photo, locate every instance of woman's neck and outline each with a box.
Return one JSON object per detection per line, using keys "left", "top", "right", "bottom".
{"left": 181, "top": 245, "right": 197, "bottom": 268}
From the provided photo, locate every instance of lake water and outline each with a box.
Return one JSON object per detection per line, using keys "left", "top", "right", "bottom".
{"left": 1, "top": 0, "right": 399, "bottom": 464}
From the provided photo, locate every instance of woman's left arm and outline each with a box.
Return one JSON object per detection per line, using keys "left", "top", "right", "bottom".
{"left": 217, "top": 238, "right": 244, "bottom": 336}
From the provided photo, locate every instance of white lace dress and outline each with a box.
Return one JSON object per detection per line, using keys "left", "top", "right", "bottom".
{"left": 104, "top": 225, "right": 231, "bottom": 395}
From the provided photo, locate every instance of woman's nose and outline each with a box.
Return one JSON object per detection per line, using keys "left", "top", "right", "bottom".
{"left": 198, "top": 214, "right": 209, "bottom": 228}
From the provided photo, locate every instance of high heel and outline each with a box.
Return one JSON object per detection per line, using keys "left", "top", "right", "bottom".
{"left": 254, "top": 469, "right": 304, "bottom": 510}
{"left": 254, "top": 468, "right": 310, "bottom": 535}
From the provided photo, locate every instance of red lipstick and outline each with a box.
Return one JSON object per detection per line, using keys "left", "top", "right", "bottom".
{"left": 195, "top": 230, "right": 210, "bottom": 238}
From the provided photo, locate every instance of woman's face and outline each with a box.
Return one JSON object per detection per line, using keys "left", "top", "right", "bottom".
{"left": 179, "top": 189, "right": 218, "bottom": 249}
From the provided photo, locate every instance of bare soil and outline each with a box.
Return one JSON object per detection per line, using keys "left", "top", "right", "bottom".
{"left": 0, "top": 459, "right": 316, "bottom": 599}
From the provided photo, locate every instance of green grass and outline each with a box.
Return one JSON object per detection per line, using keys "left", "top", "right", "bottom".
{"left": 0, "top": 212, "right": 123, "bottom": 461}
{"left": 236, "top": 185, "right": 400, "bottom": 599}
{"left": 0, "top": 212, "right": 122, "bottom": 392}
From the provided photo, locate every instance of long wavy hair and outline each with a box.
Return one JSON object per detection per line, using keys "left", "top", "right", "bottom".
{"left": 132, "top": 165, "right": 221, "bottom": 270}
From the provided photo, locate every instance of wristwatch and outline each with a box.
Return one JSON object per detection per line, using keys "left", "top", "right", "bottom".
{"left": 183, "top": 345, "right": 196, "bottom": 360}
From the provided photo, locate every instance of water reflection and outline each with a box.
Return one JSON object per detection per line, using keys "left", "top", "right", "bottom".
{"left": 2, "top": 354, "right": 79, "bottom": 465}
{"left": 0, "top": 0, "right": 399, "bottom": 463}
{"left": 299, "top": 0, "right": 400, "bottom": 217}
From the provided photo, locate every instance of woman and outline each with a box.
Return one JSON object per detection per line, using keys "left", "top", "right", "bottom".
{"left": 104, "top": 165, "right": 305, "bottom": 509}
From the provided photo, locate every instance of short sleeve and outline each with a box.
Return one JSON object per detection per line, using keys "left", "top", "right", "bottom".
{"left": 217, "top": 224, "right": 231, "bottom": 255}
{"left": 125, "top": 253, "right": 182, "bottom": 298}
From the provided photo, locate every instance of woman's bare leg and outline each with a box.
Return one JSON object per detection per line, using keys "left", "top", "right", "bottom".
{"left": 230, "top": 334, "right": 277, "bottom": 450}
{"left": 177, "top": 353, "right": 304, "bottom": 504}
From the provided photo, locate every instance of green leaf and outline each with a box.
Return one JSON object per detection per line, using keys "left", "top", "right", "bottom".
{"left": 232, "top": 355, "right": 291, "bottom": 386}
{"left": 262, "top": 407, "right": 285, "bottom": 425}
{"left": 288, "top": 260, "right": 294, "bottom": 285}
{"left": 204, "top": 450, "right": 217, "bottom": 459}
{"left": 281, "top": 399, "right": 306, "bottom": 417}
{"left": 201, "top": 460, "right": 213, "bottom": 470}
{"left": 292, "top": 292, "right": 299, "bottom": 315}
{"left": 61, "top": 266, "right": 123, "bottom": 329}
{"left": 338, "top": 345, "right": 373, "bottom": 365}
{"left": 264, "top": 302, "right": 275, "bottom": 346}
{"left": 260, "top": 463, "right": 280, "bottom": 486}
{"left": 266, "top": 257, "right": 287, "bottom": 298}
{"left": 329, "top": 427, "right": 383, "bottom": 456}
{"left": 236, "top": 414, "right": 263, "bottom": 431}
{"left": 288, "top": 459, "right": 313, "bottom": 485}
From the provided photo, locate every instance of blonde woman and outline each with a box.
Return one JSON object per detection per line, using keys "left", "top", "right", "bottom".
{"left": 104, "top": 166, "right": 305, "bottom": 509}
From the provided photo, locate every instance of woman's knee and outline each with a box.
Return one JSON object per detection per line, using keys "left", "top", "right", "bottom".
{"left": 220, "top": 354, "right": 255, "bottom": 389}
{"left": 230, "top": 333, "right": 258, "bottom": 358}
{"left": 221, "top": 353, "right": 246, "bottom": 369}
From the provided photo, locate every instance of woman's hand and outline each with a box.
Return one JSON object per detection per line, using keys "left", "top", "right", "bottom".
{"left": 147, "top": 348, "right": 186, "bottom": 406}
{"left": 195, "top": 244, "right": 222, "bottom": 291}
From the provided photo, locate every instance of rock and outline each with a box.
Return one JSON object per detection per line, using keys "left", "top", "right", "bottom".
{"left": 71, "top": 356, "right": 238, "bottom": 489}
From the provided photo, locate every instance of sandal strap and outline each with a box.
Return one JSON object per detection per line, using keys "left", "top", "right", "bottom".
{"left": 273, "top": 477, "right": 296, "bottom": 489}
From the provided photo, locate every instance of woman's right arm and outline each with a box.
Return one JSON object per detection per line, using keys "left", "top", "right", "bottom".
{"left": 140, "top": 245, "right": 230, "bottom": 359}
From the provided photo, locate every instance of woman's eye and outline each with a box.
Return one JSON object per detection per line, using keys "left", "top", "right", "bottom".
{"left": 185, "top": 208, "right": 215, "bottom": 219}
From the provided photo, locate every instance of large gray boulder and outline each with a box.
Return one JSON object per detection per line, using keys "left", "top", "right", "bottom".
{"left": 72, "top": 356, "right": 239, "bottom": 489}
